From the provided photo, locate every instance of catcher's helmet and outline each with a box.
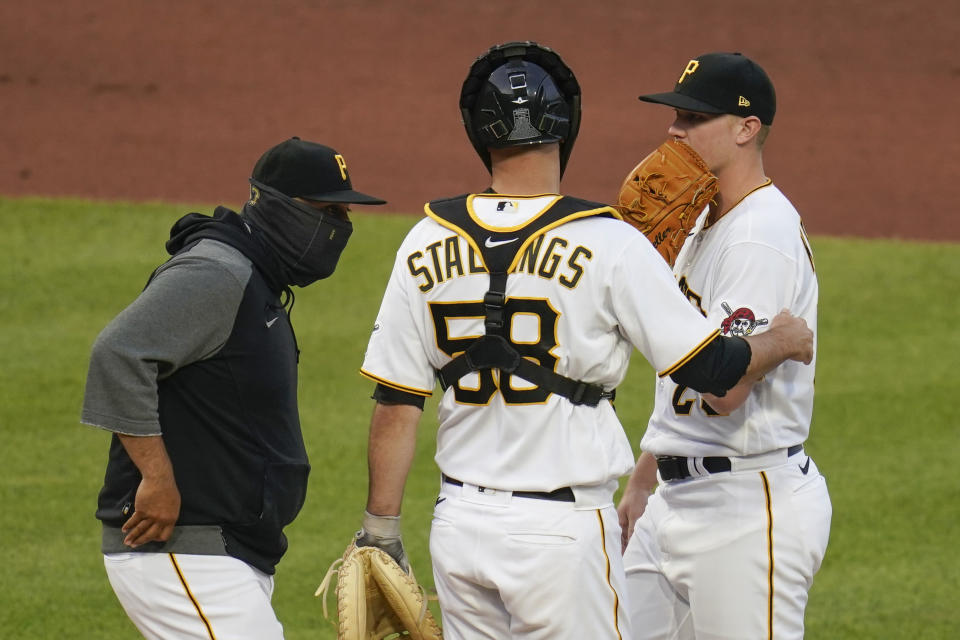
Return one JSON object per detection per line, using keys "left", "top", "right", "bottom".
{"left": 460, "top": 41, "right": 581, "bottom": 176}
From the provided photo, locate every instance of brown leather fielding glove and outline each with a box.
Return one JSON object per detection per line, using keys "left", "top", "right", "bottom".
{"left": 616, "top": 139, "right": 718, "bottom": 266}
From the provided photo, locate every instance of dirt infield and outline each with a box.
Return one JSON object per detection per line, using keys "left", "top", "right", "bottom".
{"left": 1, "top": 0, "right": 956, "bottom": 240}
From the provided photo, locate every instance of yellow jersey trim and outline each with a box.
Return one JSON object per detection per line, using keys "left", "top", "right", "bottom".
{"left": 705, "top": 178, "right": 773, "bottom": 229}
{"left": 466, "top": 193, "right": 564, "bottom": 232}
{"left": 359, "top": 369, "right": 433, "bottom": 397}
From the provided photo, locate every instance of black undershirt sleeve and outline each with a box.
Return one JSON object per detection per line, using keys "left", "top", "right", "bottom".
{"left": 669, "top": 336, "right": 752, "bottom": 396}
{"left": 371, "top": 383, "right": 426, "bottom": 409}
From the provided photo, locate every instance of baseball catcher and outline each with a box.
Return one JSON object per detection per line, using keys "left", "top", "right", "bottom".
{"left": 349, "top": 40, "right": 815, "bottom": 640}
{"left": 316, "top": 521, "right": 442, "bottom": 640}
{"left": 616, "top": 138, "right": 718, "bottom": 266}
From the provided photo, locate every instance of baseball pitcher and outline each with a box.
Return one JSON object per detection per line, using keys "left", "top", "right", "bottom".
{"left": 618, "top": 52, "right": 832, "bottom": 640}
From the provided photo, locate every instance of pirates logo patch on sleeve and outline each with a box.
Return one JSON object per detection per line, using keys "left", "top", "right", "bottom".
{"left": 720, "top": 302, "right": 769, "bottom": 336}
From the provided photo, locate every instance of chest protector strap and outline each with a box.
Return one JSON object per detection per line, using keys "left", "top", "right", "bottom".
{"left": 427, "top": 194, "right": 618, "bottom": 407}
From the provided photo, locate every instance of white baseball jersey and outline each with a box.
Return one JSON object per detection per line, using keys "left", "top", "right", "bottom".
{"left": 624, "top": 182, "right": 830, "bottom": 640}
{"left": 640, "top": 182, "right": 818, "bottom": 457}
{"left": 361, "top": 193, "right": 720, "bottom": 492}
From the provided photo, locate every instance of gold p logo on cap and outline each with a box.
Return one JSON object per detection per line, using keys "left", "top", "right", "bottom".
{"left": 678, "top": 60, "right": 699, "bottom": 84}
{"left": 334, "top": 154, "right": 348, "bottom": 181}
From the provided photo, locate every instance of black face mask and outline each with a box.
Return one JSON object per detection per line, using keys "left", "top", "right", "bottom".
{"left": 242, "top": 182, "right": 353, "bottom": 287}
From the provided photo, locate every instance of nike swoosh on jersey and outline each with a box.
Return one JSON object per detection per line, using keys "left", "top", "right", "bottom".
{"left": 799, "top": 457, "right": 811, "bottom": 475}
{"left": 484, "top": 236, "right": 519, "bottom": 248}
{"left": 266, "top": 317, "right": 279, "bottom": 328}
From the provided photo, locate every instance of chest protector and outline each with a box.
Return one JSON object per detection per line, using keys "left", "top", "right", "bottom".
{"left": 426, "top": 194, "right": 619, "bottom": 407}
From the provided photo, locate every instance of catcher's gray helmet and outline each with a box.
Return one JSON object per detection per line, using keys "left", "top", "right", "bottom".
{"left": 460, "top": 41, "right": 581, "bottom": 177}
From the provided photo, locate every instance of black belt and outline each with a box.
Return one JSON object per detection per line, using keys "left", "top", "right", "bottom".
{"left": 442, "top": 475, "right": 575, "bottom": 503}
{"left": 656, "top": 444, "right": 803, "bottom": 482}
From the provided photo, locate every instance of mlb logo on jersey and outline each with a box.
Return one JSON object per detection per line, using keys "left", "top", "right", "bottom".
{"left": 497, "top": 200, "right": 519, "bottom": 212}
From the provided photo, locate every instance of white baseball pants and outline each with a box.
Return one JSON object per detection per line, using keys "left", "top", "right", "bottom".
{"left": 622, "top": 451, "right": 831, "bottom": 639}
{"left": 430, "top": 480, "right": 631, "bottom": 639}
{"left": 104, "top": 552, "right": 284, "bottom": 639}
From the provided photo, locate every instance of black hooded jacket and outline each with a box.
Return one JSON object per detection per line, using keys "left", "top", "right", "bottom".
{"left": 90, "top": 207, "right": 309, "bottom": 574}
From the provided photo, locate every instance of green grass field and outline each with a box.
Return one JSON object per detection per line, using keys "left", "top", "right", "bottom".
{"left": 1, "top": 196, "right": 957, "bottom": 639}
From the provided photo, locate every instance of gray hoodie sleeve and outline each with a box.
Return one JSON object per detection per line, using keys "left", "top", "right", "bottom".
{"left": 81, "top": 240, "right": 252, "bottom": 435}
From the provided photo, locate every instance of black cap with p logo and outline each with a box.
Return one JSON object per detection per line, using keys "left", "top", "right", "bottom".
{"left": 639, "top": 52, "right": 776, "bottom": 125}
{"left": 251, "top": 137, "right": 386, "bottom": 204}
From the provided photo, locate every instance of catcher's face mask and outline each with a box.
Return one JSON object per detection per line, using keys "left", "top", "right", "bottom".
{"left": 243, "top": 182, "right": 353, "bottom": 286}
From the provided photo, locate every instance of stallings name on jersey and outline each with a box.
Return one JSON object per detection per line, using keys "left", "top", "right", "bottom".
{"left": 405, "top": 232, "right": 594, "bottom": 293}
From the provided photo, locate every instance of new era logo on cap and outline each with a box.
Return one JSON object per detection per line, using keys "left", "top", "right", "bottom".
{"left": 639, "top": 52, "right": 776, "bottom": 125}
{"left": 251, "top": 137, "right": 386, "bottom": 205}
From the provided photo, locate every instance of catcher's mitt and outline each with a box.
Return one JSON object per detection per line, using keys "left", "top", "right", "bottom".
{"left": 316, "top": 542, "right": 442, "bottom": 640}
{"left": 616, "top": 139, "right": 718, "bottom": 266}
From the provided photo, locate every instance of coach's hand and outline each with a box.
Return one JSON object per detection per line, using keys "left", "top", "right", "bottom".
{"left": 116, "top": 434, "right": 181, "bottom": 548}
{"left": 123, "top": 474, "right": 181, "bottom": 548}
